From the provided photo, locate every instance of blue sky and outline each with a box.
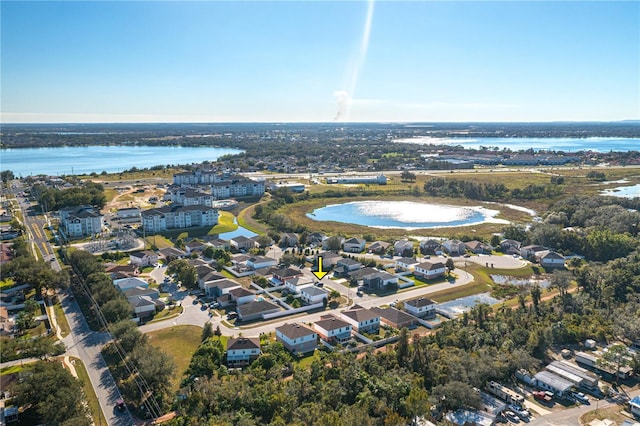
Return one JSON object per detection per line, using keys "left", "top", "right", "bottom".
{"left": 1, "top": 1, "right": 638, "bottom": 123}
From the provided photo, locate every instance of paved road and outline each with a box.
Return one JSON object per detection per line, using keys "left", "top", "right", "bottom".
{"left": 60, "top": 292, "right": 133, "bottom": 426}
{"left": 140, "top": 266, "right": 474, "bottom": 337}
{"left": 9, "top": 180, "right": 131, "bottom": 426}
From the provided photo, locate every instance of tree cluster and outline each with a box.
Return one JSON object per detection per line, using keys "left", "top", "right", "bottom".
{"left": 31, "top": 181, "right": 106, "bottom": 211}
{"left": 423, "top": 177, "right": 563, "bottom": 201}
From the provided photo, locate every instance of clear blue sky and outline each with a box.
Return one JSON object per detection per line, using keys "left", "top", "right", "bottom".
{"left": 1, "top": 1, "right": 638, "bottom": 123}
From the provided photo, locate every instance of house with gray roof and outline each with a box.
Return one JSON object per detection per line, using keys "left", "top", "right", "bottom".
{"left": 236, "top": 300, "right": 280, "bottom": 322}
{"left": 341, "top": 307, "right": 381, "bottom": 333}
{"left": 275, "top": 323, "right": 317, "bottom": 354}
{"left": 227, "top": 337, "right": 261, "bottom": 367}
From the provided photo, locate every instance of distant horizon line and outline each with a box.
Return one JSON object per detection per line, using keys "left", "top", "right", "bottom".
{"left": 2, "top": 119, "right": 639, "bottom": 126}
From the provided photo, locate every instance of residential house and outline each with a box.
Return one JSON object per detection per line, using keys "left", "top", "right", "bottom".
{"left": 60, "top": 205, "right": 103, "bottom": 238}
{"left": 113, "top": 277, "right": 149, "bottom": 291}
{"left": 284, "top": 276, "right": 315, "bottom": 294}
{"left": 420, "top": 239, "right": 444, "bottom": 255}
{"left": 130, "top": 296, "right": 159, "bottom": 321}
{"left": 271, "top": 267, "right": 304, "bottom": 284}
{"left": 334, "top": 258, "right": 362, "bottom": 276}
{"left": 185, "top": 241, "right": 207, "bottom": 254}
{"left": 536, "top": 250, "right": 566, "bottom": 268}
{"left": 414, "top": 261, "right": 446, "bottom": 280}
{"left": 228, "top": 287, "right": 255, "bottom": 305}
{"left": 465, "top": 240, "right": 493, "bottom": 254}
{"left": 362, "top": 271, "right": 398, "bottom": 290}
{"left": 122, "top": 287, "right": 160, "bottom": 303}
{"left": 367, "top": 241, "right": 391, "bottom": 255}
{"left": 314, "top": 315, "right": 353, "bottom": 344}
{"left": 307, "top": 232, "right": 328, "bottom": 247}
{"left": 280, "top": 233, "right": 299, "bottom": 247}
{"left": 341, "top": 307, "right": 381, "bottom": 334}
{"left": 276, "top": 323, "right": 318, "bottom": 355}
{"left": 371, "top": 307, "right": 417, "bottom": 329}
{"left": 230, "top": 236, "right": 258, "bottom": 252}
{"left": 206, "top": 278, "right": 241, "bottom": 298}
{"left": 520, "top": 244, "right": 547, "bottom": 260}
{"left": 315, "top": 251, "right": 342, "bottom": 268}
{"left": 343, "top": 237, "right": 366, "bottom": 253}
{"left": 158, "top": 247, "right": 186, "bottom": 262}
{"left": 404, "top": 297, "right": 436, "bottom": 318}
{"left": 206, "top": 237, "right": 230, "bottom": 251}
{"left": 500, "top": 239, "right": 522, "bottom": 255}
{"left": 442, "top": 239, "right": 467, "bottom": 256}
{"left": 0, "top": 244, "right": 14, "bottom": 266}
{"left": 394, "top": 240, "right": 414, "bottom": 257}
{"left": 395, "top": 257, "right": 420, "bottom": 273}
{"left": 142, "top": 205, "right": 219, "bottom": 233}
{"left": 246, "top": 256, "right": 277, "bottom": 271}
{"left": 236, "top": 300, "right": 280, "bottom": 322}
{"left": 227, "top": 337, "right": 261, "bottom": 367}
{"left": 348, "top": 267, "right": 380, "bottom": 285}
{"left": 0, "top": 306, "right": 14, "bottom": 336}
{"left": 129, "top": 250, "right": 159, "bottom": 267}
{"left": 300, "top": 286, "right": 329, "bottom": 304}
{"left": 105, "top": 264, "right": 139, "bottom": 279}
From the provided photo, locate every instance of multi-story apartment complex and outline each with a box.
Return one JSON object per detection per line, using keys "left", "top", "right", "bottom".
{"left": 142, "top": 205, "right": 218, "bottom": 233}
{"left": 59, "top": 205, "right": 103, "bottom": 237}
{"left": 173, "top": 170, "right": 265, "bottom": 200}
{"left": 165, "top": 187, "right": 214, "bottom": 207}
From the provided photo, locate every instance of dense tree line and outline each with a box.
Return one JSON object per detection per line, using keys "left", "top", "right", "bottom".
{"left": 423, "top": 177, "right": 563, "bottom": 201}
{"left": 31, "top": 181, "right": 106, "bottom": 211}
{"left": 12, "top": 361, "right": 92, "bottom": 425}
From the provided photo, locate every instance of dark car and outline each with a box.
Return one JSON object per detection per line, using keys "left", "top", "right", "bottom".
{"left": 116, "top": 399, "right": 126, "bottom": 412}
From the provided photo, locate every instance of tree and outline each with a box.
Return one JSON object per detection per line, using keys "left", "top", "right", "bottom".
{"left": 445, "top": 258, "right": 455, "bottom": 274}
{"left": 13, "top": 361, "right": 90, "bottom": 425}
{"left": 102, "top": 299, "right": 134, "bottom": 324}
{"left": 1, "top": 170, "right": 15, "bottom": 183}
{"left": 325, "top": 236, "right": 343, "bottom": 252}
{"left": 549, "top": 270, "right": 572, "bottom": 297}
{"left": 202, "top": 322, "right": 214, "bottom": 341}
{"left": 255, "top": 234, "right": 273, "bottom": 248}
{"left": 400, "top": 171, "right": 416, "bottom": 182}
{"left": 598, "top": 344, "right": 630, "bottom": 383}
{"left": 111, "top": 319, "right": 148, "bottom": 352}
{"left": 167, "top": 259, "right": 198, "bottom": 290}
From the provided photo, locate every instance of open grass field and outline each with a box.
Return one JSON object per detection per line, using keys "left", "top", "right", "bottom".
{"left": 146, "top": 325, "right": 202, "bottom": 391}
{"left": 156, "top": 211, "right": 238, "bottom": 240}
{"left": 71, "top": 357, "right": 108, "bottom": 426}
{"left": 237, "top": 203, "right": 269, "bottom": 234}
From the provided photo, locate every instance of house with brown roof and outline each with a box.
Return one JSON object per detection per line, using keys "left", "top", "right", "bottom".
{"left": 341, "top": 307, "right": 381, "bottom": 333}
{"left": 371, "top": 306, "right": 417, "bottom": 329}
{"left": 228, "top": 287, "right": 255, "bottom": 305}
{"left": 227, "top": 337, "right": 261, "bottom": 367}
{"left": 465, "top": 240, "right": 493, "bottom": 254}
{"left": 275, "top": 323, "right": 317, "bottom": 354}
{"left": 414, "top": 260, "right": 446, "bottom": 280}
{"left": 404, "top": 297, "right": 436, "bottom": 318}
{"left": 129, "top": 250, "right": 159, "bottom": 267}
{"left": 314, "top": 314, "right": 352, "bottom": 344}
{"left": 367, "top": 241, "right": 390, "bottom": 255}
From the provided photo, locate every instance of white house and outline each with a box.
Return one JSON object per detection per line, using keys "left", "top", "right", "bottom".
{"left": 227, "top": 337, "right": 261, "bottom": 367}
{"left": 300, "top": 286, "right": 329, "bottom": 304}
{"left": 113, "top": 277, "right": 149, "bottom": 291}
{"left": 536, "top": 250, "right": 566, "bottom": 268}
{"left": 129, "top": 250, "right": 159, "bottom": 267}
{"left": 284, "top": 276, "right": 315, "bottom": 294}
{"left": 276, "top": 323, "right": 318, "bottom": 354}
{"left": 315, "top": 251, "right": 342, "bottom": 268}
{"left": 228, "top": 287, "right": 255, "bottom": 305}
{"left": 314, "top": 315, "right": 352, "bottom": 344}
{"left": 130, "top": 296, "right": 157, "bottom": 321}
{"left": 343, "top": 237, "right": 366, "bottom": 253}
{"left": 414, "top": 261, "right": 446, "bottom": 280}
{"left": 246, "top": 256, "right": 277, "bottom": 270}
{"left": 394, "top": 240, "right": 414, "bottom": 257}
{"left": 404, "top": 297, "right": 436, "bottom": 318}
{"left": 230, "top": 236, "right": 258, "bottom": 251}
{"left": 395, "top": 257, "right": 420, "bottom": 272}
{"left": 341, "top": 307, "right": 381, "bottom": 334}
{"left": 116, "top": 207, "right": 141, "bottom": 221}
{"left": 205, "top": 278, "right": 241, "bottom": 298}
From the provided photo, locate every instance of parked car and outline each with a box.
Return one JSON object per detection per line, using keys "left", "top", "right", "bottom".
{"left": 227, "top": 312, "right": 238, "bottom": 319}
{"left": 503, "top": 410, "right": 520, "bottom": 423}
{"left": 533, "top": 391, "right": 552, "bottom": 403}
{"left": 508, "top": 404, "right": 530, "bottom": 420}
{"left": 572, "top": 392, "right": 590, "bottom": 405}
{"left": 356, "top": 291, "right": 363, "bottom": 297}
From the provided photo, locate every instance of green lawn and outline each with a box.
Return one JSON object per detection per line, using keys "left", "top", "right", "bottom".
{"left": 148, "top": 305, "right": 183, "bottom": 323}
{"left": 295, "top": 351, "right": 322, "bottom": 369}
{"left": 208, "top": 211, "right": 238, "bottom": 234}
{"left": 71, "top": 357, "right": 108, "bottom": 426}
{"left": 146, "top": 325, "right": 202, "bottom": 391}
{"left": 53, "top": 303, "right": 70, "bottom": 338}
{"left": 428, "top": 281, "right": 493, "bottom": 304}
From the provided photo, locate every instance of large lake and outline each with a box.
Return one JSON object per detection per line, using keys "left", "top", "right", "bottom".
{"left": 395, "top": 137, "right": 640, "bottom": 152}
{"left": 307, "top": 200, "right": 508, "bottom": 229}
{"left": 1, "top": 145, "right": 243, "bottom": 176}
